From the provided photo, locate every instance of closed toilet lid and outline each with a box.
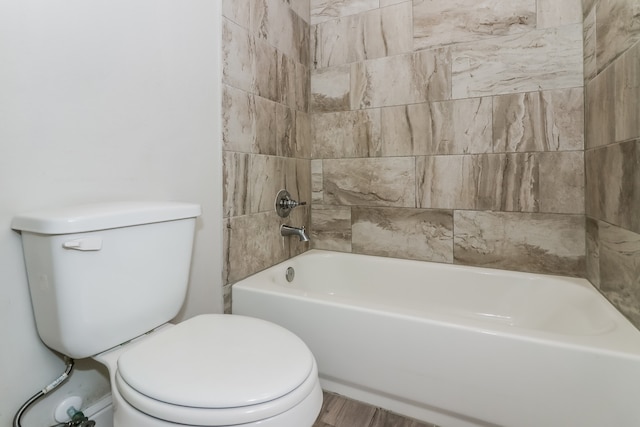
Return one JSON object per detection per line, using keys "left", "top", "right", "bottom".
{"left": 117, "top": 314, "right": 314, "bottom": 409}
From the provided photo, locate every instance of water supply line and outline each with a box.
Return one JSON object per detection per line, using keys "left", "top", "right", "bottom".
{"left": 13, "top": 357, "right": 76, "bottom": 427}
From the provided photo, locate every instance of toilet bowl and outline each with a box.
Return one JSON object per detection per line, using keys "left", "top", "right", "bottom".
{"left": 12, "top": 202, "right": 323, "bottom": 426}
{"left": 95, "top": 315, "right": 323, "bottom": 426}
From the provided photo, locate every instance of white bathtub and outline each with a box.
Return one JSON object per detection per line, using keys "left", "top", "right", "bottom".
{"left": 232, "top": 250, "right": 640, "bottom": 427}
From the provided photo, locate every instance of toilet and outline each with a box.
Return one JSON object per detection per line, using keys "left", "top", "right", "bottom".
{"left": 12, "top": 201, "right": 322, "bottom": 427}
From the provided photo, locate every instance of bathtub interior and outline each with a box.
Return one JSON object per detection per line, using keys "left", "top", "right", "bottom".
{"left": 241, "top": 250, "right": 634, "bottom": 340}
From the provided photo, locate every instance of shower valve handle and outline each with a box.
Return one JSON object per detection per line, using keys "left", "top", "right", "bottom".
{"left": 275, "top": 189, "right": 306, "bottom": 218}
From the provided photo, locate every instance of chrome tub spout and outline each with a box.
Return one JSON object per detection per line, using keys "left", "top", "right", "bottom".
{"left": 280, "top": 224, "right": 310, "bottom": 242}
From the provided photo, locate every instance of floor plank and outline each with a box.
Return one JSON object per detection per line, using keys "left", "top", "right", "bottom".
{"left": 313, "top": 392, "right": 438, "bottom": 427}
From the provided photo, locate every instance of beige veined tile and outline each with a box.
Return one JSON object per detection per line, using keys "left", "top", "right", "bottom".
{"left": 311, "top": 2, "right": 412, "bottom": 68}
{"left": 493, "top": 88, "right": 584, "bottom": 153}
{"left": 380, "top": 103, "right": 433, "bottom": 156}
{"left": 430, "top": 97, "right": 493, "bottom": 154}
{"left": 614, "top": 41, "right": 640, "bottom": 143}
{"left": 596, "top": 220, "right": 640, "bottom": 328}
{"left": 222, "top": 18, "right": 254, "bottom": 92}
{"left": 323, "top": 157, "right": 416, "bottom": 207}
{"left": 225, "top": 211, "right": 289, "bottom": 283}
{"left": 451, "top": 24, "right": 583, "bottom": 98}
{"left": 595, "top": 0, "right": 640, "bottom": 74}
{"left": 351, "top": 49, "right": 451, "bottom": 109}
{"left": 413, "top": 0, "right": 536, "bottom": 50}
{"left": 312, "top": 110, "right": 382, "bottom": 158}
{"left": 583, "top": 6, "right": 597, "bottom": 83}
{"left": 537, "top": 0, "right": 582, "bottom": 29}
{"left": 311, "top": 65, "right": 351, "bottom": 113}
{"left": 352, "top": 207, "right": 454, "bottom": 263}
{"left": 453, "top": 210, "right": 585, "bottom": 276}
{"left": 310, "top": 0, "right": 379, "bottom": 25}
{"left": 310, "top": 205, "right": 352, "bottom": 252}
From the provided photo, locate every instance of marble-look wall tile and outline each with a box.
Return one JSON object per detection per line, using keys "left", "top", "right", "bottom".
{"left": 596, "top": 220, "right": 640, "bottom": 327}
{"left": 417, "top": 155, "right": 474, "bottom": 210}
{"left": 493, "top": 88, "right": 584, "bottom": 153}
{"left": 537, "top": 0, "right": 582, "bottom": 29}
{"left": 311, "top": 65, "right": 351, "bottom": 112}
{"left": 248, "top": 155, "right": 290, "bottom": 213}
{"left": 291, "top": 158, "right": 313, "bottom": 206}
{"left": 296, "top": 62, "right": 310, "bottom": 113}
{"left": 311, "top": 0, "right": 378, "bottom": 25}
{"left": 380, "top": 103, "right": 433, "bottom": 156}
{"left": 585, "top": 140, "right": 640, "bottom": 233}
{"left": 312, "top": 110, "right": 381, "bottom": 158}
{"left": 222, "top": 85, "right": 277, "bottom": 155}
{"left": 380, "top": 0, "right": 407, "bottom": 5}
{"left": 254, "top": 96, "right": 278, "bottom": 154}
{"left": 614, "top": 41, "right": 640, "bottom": 143}
{"left": 289, "top": 0, "right": 311, "bottom": 23}
{"left": 351, "top": 49, "right": 451, "bottom": 109}
{"left": 418, "top": 152, "right": 584, "bottom": 214}
{"left": 430, "top": 97, "right": 493, "bottom": 154}
{"left": 311, "top": 159, "right": 324, "bottom": 202}
{"left": 453, "top": 211, "right": 585, "bottom": 276}
{"left": 585, "top": 63, "right": 615, "bottom": 149}
{"left": 311, "top": 205, "right": 352, "bottom": 251}
{"left": 380, "top": 98, "right": 492, "bottom": 156}
{"left": 585, "top": 217, "right": 601, "bottom": 288}
{"left": 595, "top": 0, "right": 640, "bottom": 74}
{"left": 323, "top": 157, "right": 416, "bottom": 207}
{"left": 224, "top": 211, "right": 290, "bottom": 284}
{"left": 278, "top": 53, "right": 298, "bottom": 110}
{"left": 583, "top": 5, "right": 597, "bottom": 83}
{"left": 295, "top": 111, "right": 312, "bottom": 158}
{"left": 451, "top": 24, "right": 583, "bottom": 98}
{"left": 223, "top": 152, "right": 250, "bottom": 218}
{"left": 222, "top": 18, "right": 254, "bottom": 93}
{"left": 413, "top": 0, "right": 536, "bottom": 50}
{"left": 539, "top": 151, "right": 585, "bottom": 214}
{"left": 276, "top": 104, "right": 296, "bottom": 157}
{"left": 311, "top": 2, "right": 412, "bottom": 69}
{"left": 252, "top": 0, "right": 310, "bottom": 65}
{"left": 254, "top": 37, "right": 279, "bottom": 102}
{"left": 497, "top": 153, "right": 541, "bottom": 212}
{"left": 275, "top": 54, "right": 309, "bottom": 112}
{"left": 352, "top": 207, "right": 454, "bottom": 263}
{"left": 223, "top": 282, "right": 233, "bottom": 314}
{"left": 275, "top": 109, "right": 310, "bottom": 160}
{"left": 417, "top": 154, "right": 537, "bottom": 211}
{"left": 583, "top": 0, "right": 597, "bottom": 17}
{"left": 222, "top": 18, "right": 279, "bottom": 100}
{"left": 222, "top": 0, "right": 251, "bottom": 28}
{"left": 223, "top": 154, "right": 307, "bottom": 217}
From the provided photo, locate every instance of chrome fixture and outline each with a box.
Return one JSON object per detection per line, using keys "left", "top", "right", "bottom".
{"left": 275, "top": 189, "right": 306, "bottom": 218}
{"left": 280, "top": 224, "right": 310, "bottom": 242}
{"left": 285, "top": 267, "right": 295, "bottom": 282}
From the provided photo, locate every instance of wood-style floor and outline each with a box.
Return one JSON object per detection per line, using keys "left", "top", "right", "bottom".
{"left": 313, "top": 392, "right": 439, "bottom": 427}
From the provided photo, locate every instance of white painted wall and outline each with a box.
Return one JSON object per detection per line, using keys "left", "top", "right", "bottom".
{"left": 0, "top": 0, "right": 222, "bottom": 425}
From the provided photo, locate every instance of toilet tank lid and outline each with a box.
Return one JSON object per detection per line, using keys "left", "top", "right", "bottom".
{"left": 12, "top": 201, "right": 201, "bottom": 234}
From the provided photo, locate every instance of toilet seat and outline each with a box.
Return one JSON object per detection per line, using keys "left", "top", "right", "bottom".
{"left": 115, "top": 314, "right": 317, "bottom": 426}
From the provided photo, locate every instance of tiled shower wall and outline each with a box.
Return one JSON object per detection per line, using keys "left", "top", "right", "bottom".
{"left": 222, "top": 0, "right": 312, "bottom": 312}
{"left": 310, "top": 0, "right": 587, "bottom": 276}
{"left": 583, "top": 0, "right": 640, "bottom": 326}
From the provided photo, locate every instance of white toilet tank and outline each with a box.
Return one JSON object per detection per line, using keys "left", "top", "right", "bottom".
{"left": 12, "top": 201, "right": 201, "bottom": 359}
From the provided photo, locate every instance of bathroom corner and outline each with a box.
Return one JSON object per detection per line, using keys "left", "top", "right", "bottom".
{"left": 583, "top": 0, "right": 640, "bottom": 327}
{"left": 221, "top": 0, "right": 312, "bottom": 313}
